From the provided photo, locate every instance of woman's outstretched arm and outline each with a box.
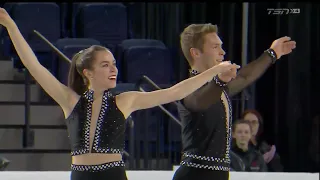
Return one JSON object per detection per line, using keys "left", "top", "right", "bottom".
{"left": 0, "top": 8, "right": 77, "bottom": 116}
{"left": 116, "top": 62, "right": 240, "bottom": 118}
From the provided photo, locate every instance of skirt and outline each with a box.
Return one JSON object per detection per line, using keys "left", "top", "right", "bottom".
{"left": 70, "top": 160, "right": 127, "bottom": 180}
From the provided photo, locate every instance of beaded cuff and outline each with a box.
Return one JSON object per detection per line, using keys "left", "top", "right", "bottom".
{"left": 213, "top": 75, "right": 227, "bottom": 87}
{"left": 264, "top": 48, "right": 278, "bottom": 64}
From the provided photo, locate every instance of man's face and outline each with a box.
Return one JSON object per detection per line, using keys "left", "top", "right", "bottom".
{"left": 192, "top": 32, "right": 226, "bottom": 70}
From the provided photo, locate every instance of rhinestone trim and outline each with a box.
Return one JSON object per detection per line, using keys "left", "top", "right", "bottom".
{"left": 264, "top": 49, "right": 277, "bottom": 64}
{"left": 180, "top": 161, "right": 230, "bottom": 171}
{"left": 222, "top": 89, "right": 232, "bottom": 160}
{"left": 213, "top": 75, "right": 227, "bottom": 87}
{"left": 190, "top": 70, "right": 227, "bottom": 87}
{"left": 70, "top": 90, "right": 122, "bottom": 156}
{"left": 71, "top": 160, "right": 125, "bottom": 172}
{"left": 190, "top": 69, "right": 199, "bottom": 76}
{"left": 182, "top": 152, "right": 230, "bottom": 163}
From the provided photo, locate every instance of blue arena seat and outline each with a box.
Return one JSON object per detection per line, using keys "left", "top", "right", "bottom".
{"left": 75, "top": 3, "right": 127, "bottom": 54}
{"left": 123, "top": 45, "right": 174, "bottom": 84}
{"left": 110, "top": 83, "right": 136, "bottom": 95}
{"left": 117, "top": 39, "right": 166, "bottom": 61}
{"left": 164, "top": 105, "right": 182, "bottom": 154}
{"left": 116, "top": 39, "right": 167, "bottom": 82}
{"left": 70, "top": 3, "right": 90, "bottom": 37}
{"left": 130, "top": 107, "right": 166, "bottom": 156}
{"left": 3, "top": 3, "right": 15, "bottom": 12}
{"left": 58, "top": 2, "right": 69, "bottom": 38}
{"left": 55, "top": 38, "right": 101, "bottom": 51}
{"left": 54, "top": 38, "right": 101, "bottom": 85}
{"left": 2, "top": 3, "right": 60, "bottom": 70}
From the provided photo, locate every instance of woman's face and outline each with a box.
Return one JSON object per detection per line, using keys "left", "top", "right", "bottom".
{"left": 85, "top": 50, "right": 118, "bottom": 90}
{"left": 243, "top": 113, "right": 260, "bottom": 137}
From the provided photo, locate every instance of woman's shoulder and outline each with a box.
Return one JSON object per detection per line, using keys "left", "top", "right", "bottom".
{"left": 258, "top": 141, "right": 271, "bottom": 152}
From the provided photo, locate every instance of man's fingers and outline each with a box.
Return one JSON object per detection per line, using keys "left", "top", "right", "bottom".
{"left": 230, "top": 63, "right": 240, "bottom": 69}
{"left": 285, "top": 41, "right": 296, "bottom": 48}
{"left": 278, "top": 36, "right": 291, "bottom": 43}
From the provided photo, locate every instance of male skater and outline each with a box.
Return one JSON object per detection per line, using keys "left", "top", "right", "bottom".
{"left": 172, "top": 23, "right": 296, "bottom": 180}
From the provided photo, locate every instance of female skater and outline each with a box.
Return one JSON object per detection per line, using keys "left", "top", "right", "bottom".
{"left": 0, "top": 8, "right": 239, "bottom": 180}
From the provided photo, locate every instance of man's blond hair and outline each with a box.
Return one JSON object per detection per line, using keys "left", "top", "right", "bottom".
{"left": 180, "top": 23, "right": 218, "bottom": 66}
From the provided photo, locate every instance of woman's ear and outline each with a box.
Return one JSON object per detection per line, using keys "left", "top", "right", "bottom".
{"left": 82, "top": 69, "right": 93, "bottom": 79}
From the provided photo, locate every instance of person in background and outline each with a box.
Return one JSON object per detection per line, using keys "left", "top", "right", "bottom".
{"left": 242, "top": 109, "right": 283, "bottom": 172}
{"left": 231, "top": 120, "right": 268, "bottom": 172}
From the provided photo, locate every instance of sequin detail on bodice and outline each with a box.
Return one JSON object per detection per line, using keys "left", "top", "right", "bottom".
{"left": 66, "top": 90, "right": 126, "bottom": 156}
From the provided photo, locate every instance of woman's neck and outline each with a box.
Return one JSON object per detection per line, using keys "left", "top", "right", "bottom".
{"left": 87, "top": 86, "right": 107, "bottom": 100}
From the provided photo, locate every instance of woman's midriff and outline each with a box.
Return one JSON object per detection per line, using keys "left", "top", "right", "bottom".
{"left": 72, "top": 153, "right": 122, "bottom": 165}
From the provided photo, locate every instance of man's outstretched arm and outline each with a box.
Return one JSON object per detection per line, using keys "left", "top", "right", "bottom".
{"left": 227, "top": 36, "right": 296, "bottom": 97}
{"left": 228, "top": 51, "right": 273, "bottom": 97}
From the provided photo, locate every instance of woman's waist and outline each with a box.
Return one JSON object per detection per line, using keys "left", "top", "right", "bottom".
{"left": 72, "top": 153, "right": 122, "bottom": 165}
{"left": 182, "top": 141, "right": 231, "bottom": 161}
{"left": 182, "top": 151, "right": 230, "bottom": 164}
{"left": 181, "top": 156, "right": 230, "bottom": 171}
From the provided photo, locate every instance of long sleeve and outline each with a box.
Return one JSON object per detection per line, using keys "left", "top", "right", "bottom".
{"left": 258, "top": 141, "right": 283, "bottom": 172}
{"left": 267, "top": 153, "right": 283, "bottom": 172}
{"left": 228, "top": 51, "right": 273, "bottom": 97}
{"left": 230, "top": 150, "right": 246, "bottom": 171}
{"left": 259, "top": 156, "right": 269, "bottom": 172}
{"left": 182, "top": 79, "right": 224, "bottom": 111}
{"left": 255, "top": 151, "right": 268, "bottom": 172}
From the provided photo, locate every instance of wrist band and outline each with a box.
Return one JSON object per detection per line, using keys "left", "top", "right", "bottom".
{"left": 264, "top": 49, "right": 277, "bottom": 64}
{"left": 213, "top": 75, "right": 227, "bottom": 87}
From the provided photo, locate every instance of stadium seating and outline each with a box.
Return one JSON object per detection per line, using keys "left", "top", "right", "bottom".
{"left": 70, "top": 3, "right": 94, "bottom": 37}
{"left": 2, "top": 3, "right": 61, "bottom": 70}
{"left": 53, "top": 38, "right": 101, "bottom": 85}
{"left": 116, "top": 39, "right": 166, "bottom": 82}
{"left": 74, "top": 3, "right": 127, "bottom": 54}
{"left": 58, "top": 2, "right": 69, "bottom": 38}
{"left": 123, "top": 45, "right": 173, "bottom": 84}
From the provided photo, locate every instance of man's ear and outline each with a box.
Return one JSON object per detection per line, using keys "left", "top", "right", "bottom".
{"left": 190, "top": 48, "right": 201, "bottom": 60}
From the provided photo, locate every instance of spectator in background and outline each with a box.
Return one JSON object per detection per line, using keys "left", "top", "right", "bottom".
{"left": 242, "top": 109, "right": 283, "bottom": 172}
{"left": 231, "top": 120, "right": 267, "bottom": 172}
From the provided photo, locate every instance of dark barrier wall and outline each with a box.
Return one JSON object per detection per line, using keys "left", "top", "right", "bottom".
{"left": 127, "top": 2, "right": 319, "bottom": 172}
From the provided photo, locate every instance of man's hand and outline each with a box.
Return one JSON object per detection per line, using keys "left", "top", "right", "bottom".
{"left": 270, "top": 36, "right": 296, "bottom": 59}
{"left": 218, "top": 63, "right": 238, "bottom": 83}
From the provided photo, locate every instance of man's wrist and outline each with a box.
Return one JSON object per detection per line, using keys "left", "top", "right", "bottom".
{"left": 264, "top": 48, "right": 278, "bottom": 64}
{"left": 214, "top": 75, "right": 228, "bottom": 87}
